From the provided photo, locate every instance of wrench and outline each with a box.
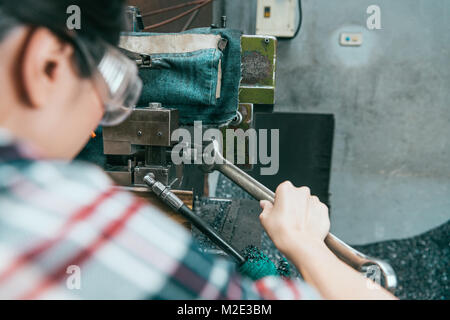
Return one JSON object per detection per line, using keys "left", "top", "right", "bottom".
{"left": 200, "top": 140, "right": 397, "bottom": 292}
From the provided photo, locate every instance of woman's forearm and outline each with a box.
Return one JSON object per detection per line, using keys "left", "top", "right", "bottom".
{"left": 287, "top": 239, "right": 398, "bottom": 300}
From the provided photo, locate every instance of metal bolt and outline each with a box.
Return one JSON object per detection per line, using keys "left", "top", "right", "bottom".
{"left": 148, "top": 102, "right": 162, "bottom": 109}
{"left": 137, "top": 130, "right": 143, "bottom": 137}
{"left": 157, "top": 132, "right": 163, "bottom": 137}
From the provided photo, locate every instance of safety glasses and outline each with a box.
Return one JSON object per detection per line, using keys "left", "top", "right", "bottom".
{"left": 74, "top": 37, "right": 143, "bottom": 127}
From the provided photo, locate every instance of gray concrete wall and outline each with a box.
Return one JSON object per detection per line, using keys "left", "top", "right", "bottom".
{"left": 217, "top": 0, "right": 450, "bottom": 244}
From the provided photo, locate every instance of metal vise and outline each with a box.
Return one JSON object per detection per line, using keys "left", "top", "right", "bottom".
{"left": 103, "top": 103, "right": 182, "bottom": 188}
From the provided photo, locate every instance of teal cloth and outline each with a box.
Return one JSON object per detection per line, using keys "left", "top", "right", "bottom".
{"left": 139, "top": 49, "right": 222, "bottom": 107}
{"left": 123, "top": 28, "right": 242, "bottom": 125}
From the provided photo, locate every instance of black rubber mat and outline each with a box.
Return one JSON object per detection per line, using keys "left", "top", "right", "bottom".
{"left": 354, "top": 221, "right": 449, "bottom": 300}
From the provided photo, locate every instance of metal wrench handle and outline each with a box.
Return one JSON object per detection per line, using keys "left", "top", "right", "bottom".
{"left": 201, "top": 141, "right": 397, "bottom": 292}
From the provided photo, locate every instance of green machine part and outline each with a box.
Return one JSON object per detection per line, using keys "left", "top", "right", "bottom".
{"left": 221, "top": 35, "right": 277, "bottom": 170}
{"left": 239, "top": 35, "right": 278, "bottom": 105}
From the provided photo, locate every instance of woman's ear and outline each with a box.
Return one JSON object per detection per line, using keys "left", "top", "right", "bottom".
{"left": 20, "top": 27, "right": 75, "bottom": 109}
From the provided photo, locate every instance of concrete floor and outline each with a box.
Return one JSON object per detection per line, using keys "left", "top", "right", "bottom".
{"left": 214, "top": 0, "right": 450, "bottom": 244}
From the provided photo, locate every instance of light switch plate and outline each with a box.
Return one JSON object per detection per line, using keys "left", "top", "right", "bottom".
{"left": 340, "top": 32, "right": 363, "bottom": 46}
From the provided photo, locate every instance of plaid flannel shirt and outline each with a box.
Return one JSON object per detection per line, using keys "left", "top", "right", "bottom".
{"left": 0, "top": 128, "right": 320, "bottom": 300}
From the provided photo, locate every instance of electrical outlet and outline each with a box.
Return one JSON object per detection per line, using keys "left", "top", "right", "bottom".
{"left": 340, "top": 32, "right": 363, "bottom": 46}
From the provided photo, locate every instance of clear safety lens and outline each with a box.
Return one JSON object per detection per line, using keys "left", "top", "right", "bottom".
{"left": 94, "top": 47, "right": 143, "bottom": 126}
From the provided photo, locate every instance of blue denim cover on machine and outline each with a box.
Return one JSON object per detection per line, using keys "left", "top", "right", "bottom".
{"left": 76, "top": 28, "right": 242, "bottom": 166}
{"left": 139, "top": 49, "right": 222, "bottom": 108}
{"left": 123, "top": 28, "right": 242, "bottom": 125}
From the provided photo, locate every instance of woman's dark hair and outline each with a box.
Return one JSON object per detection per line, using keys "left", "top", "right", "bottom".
{"left": 0, "top": 0, "right": 126, "bottom": 76}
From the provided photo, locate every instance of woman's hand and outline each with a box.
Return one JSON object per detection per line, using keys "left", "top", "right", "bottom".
{"left": 259, "top": 181, "right": 330, "bottom": 259}
{"left": 260, "top": 181, "right": 397, "bottom": 300}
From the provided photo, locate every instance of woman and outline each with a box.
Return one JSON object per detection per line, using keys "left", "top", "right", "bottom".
{"left": 0, "top": 0, "right": 396, "bottom": 300}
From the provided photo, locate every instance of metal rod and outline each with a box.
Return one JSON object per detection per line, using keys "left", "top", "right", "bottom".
{"left": 178, "top": 205, "right": 246, "bottom": 265}
{"left": 143, "top": 174, "right": 246, "bottom": 265}
{"left": 181, "top": 9, "right": 200, "bottom": 32}
{"left": 218, "top": 160, "right": 275, "bottom": 202}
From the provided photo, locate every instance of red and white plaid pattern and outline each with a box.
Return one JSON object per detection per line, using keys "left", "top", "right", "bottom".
{"left": 0, "top": 129, "right": 321, "bottom": 300}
